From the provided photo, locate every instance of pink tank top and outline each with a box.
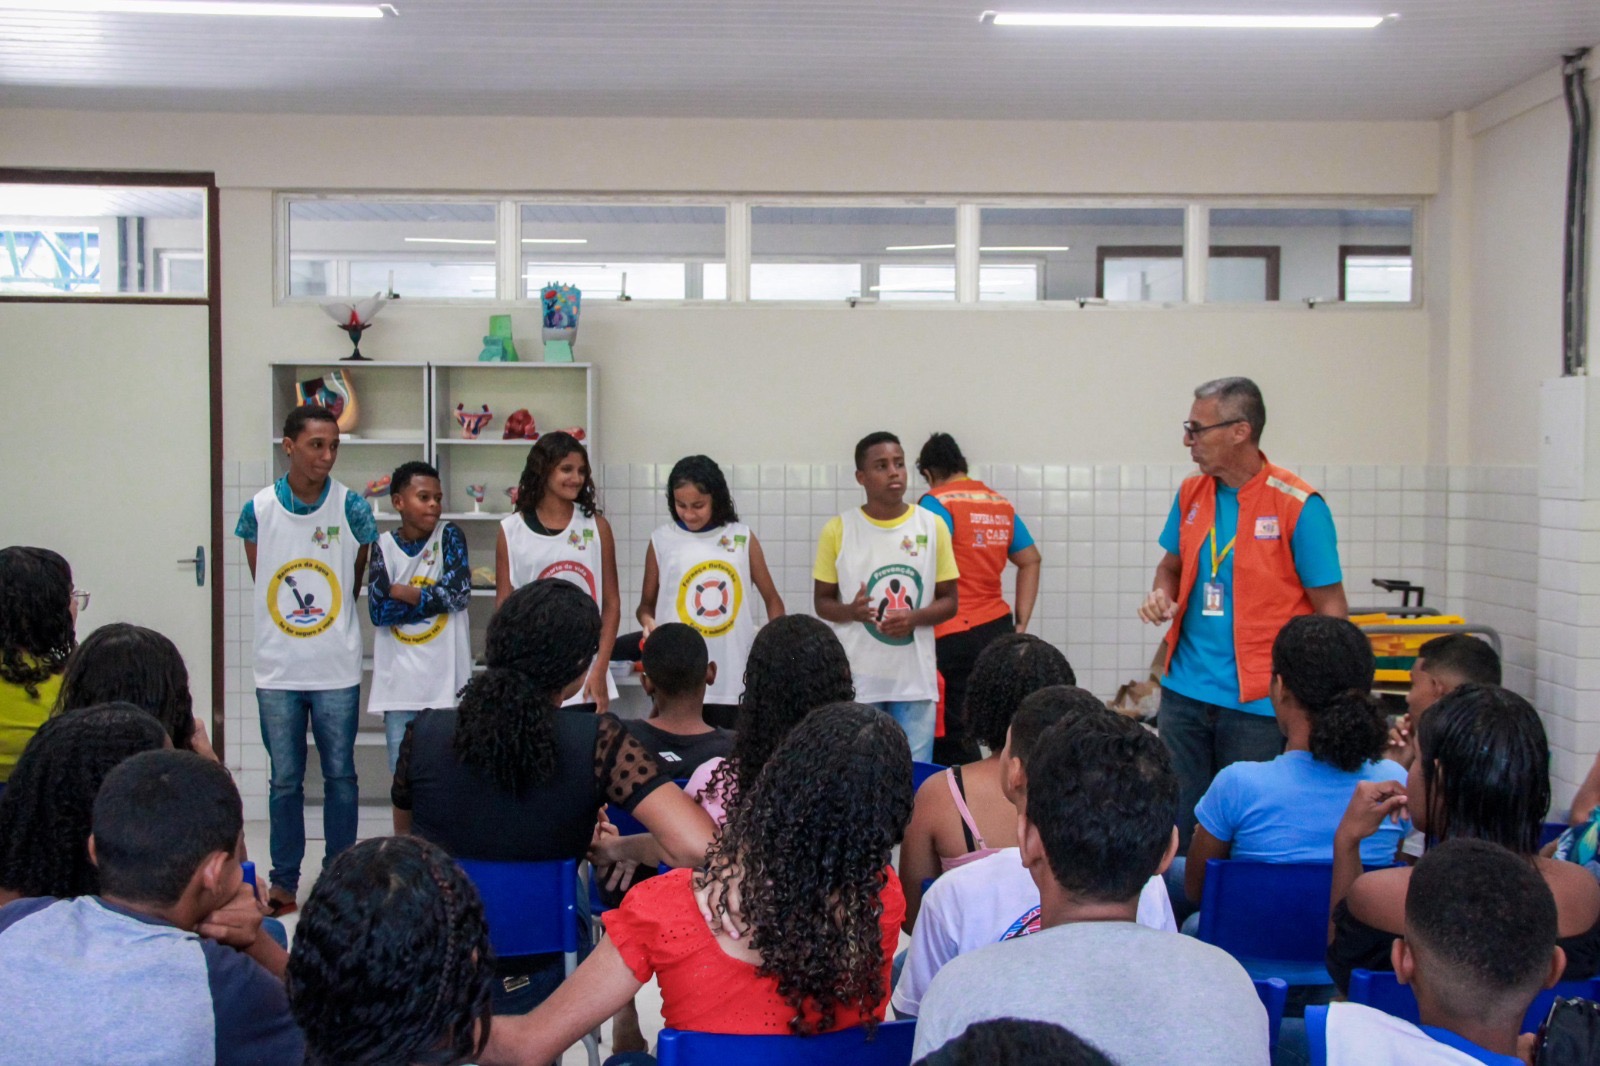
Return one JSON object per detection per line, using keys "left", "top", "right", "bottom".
{"left": 939, "top": 766, "right": 1002, "bottom": 873}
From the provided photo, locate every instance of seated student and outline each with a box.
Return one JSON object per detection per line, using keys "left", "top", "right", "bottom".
{"left": 624, "top": 622, "right": 735, "bottom": 777}
{"left": 0, "top": 749, "right": 302, "bottom": 1065}
{"left": 1386, "top": 633, "right": 1503, "bottom": 770}
{"left": 912, "top": 712, "right": 1268, "bottom": 1065}
{"left": 484, "top": 702, "right": 912, "bottom": 1064}
{"left": 1180, "top": 615, "right": 1406, "bottom": 912}
{"left": 0, "top": 546, "right": 77, "bottom": 785}
{"left": 683, "top": 613, "right": 854, "bottom": 825}
{"left": 288, "top": 835, "right": 495, "bottom": 1066}
{"left": 56, "top": 623, "right": 218, "bottom": 761}
{"left": 0, "top": 702, "right": 169, "bottom": 905}
{"left": 1329, "top": 684, "right": 1600, "bottom": 995}
{"left": 1308, "top": 838, "right": 1565, "bottom": 1065}
{"left": 894, "top": 685, "right": 1176, "bottom": 1019}
{"left": 900, "top": 634, "right": 1075, "bottom": 929}
{"left": 914, "top": 1019, "right": 1116, "bottom": 1066}
{"left": 392, "top": 578, "right": 714, "bottom": 1012}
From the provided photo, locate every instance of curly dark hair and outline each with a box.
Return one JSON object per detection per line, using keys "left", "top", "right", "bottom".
{"left": 699, "top": 702, "right": 911, "bottom": 1036}
{"left": 0, "top": 702, "right": 168, "bottom": 898}
{"left": 915, "top": 1018, "right": 1116, "bottom": 1066}
{"left": 666, "top": 454, "right": 739, "bottom": 527}
{"left": 0, "top": 546, "right": 75, "bottom": 698}
{"left": 964, "top": 634, "right": 1076, "bottom": 752}
{"left": 1416, "top": 684, "right": 1549, "bottom": 855}
{"left": 705, "top": 614, "right": 854, "bottom": 809}
{"left": 56, "top": 623, "right": 196, "bottom": 751}
{"left": 915, "top": 432, "right": 968, "bottom": 482}
{"left": 453, "top": 579, "right": 599, "bottom": 796}
{"left": 1270, "top": 614, "right": 1387, "bottom": 772}
{"left": 513, "top": 431, "right": 599, "bottom": 519}
{"left": 288, "top": 836, "right": 495, "bottom": 1066}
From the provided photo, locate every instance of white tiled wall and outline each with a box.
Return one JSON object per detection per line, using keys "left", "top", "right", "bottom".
{"left": 221, "top": 457, "right": 1565, "bottom": 822}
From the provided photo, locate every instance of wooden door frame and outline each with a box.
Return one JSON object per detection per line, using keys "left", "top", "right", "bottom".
{"left": 0, "top": 167, "right": 226, "bottom": 753}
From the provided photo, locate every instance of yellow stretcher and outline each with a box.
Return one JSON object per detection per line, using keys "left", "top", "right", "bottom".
{"left": 1351, "top": 610, "right": 1503, "bottom": 691}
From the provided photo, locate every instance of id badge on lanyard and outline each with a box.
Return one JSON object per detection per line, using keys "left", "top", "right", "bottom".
{"left": 1203, "top": 527, "right": 1235, "bottom": 618}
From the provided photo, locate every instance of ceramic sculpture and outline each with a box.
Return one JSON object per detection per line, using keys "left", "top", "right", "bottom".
{"left": 540, "top": 283, "right": 580, "bottom": 362}
{"left": 294, "top": 368, "right": 360, "bottom": 434}
{"left": 503, "top": 408, "right": 538, "bottom": 440}
{"left": 467, "top": 484, "right": 486, "bottom": 514}
{"left": 319, "top": 294, "right": 388, "bottom": 361}
{"left": 455, "top": 403, "right": 492, "bottom": 439}
{"left": 363, "top": 475, "right": 392, "bottom": 516}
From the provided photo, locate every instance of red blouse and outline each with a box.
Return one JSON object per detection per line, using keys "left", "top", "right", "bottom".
{"left": 603, "top": 866, "right": 905, "bottom": 1035}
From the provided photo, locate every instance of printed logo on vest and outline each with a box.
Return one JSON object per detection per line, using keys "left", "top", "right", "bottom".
{"left": 393, "top": 576, "right": 446, "bottom": 645}
{"left": 266, "top": 558, "right": 342, "bottom": 638}
{"left": 568, "top": 528, "right": 595, "bottom": 550}
{"left": 538, "top": 558, "right": 598, "bottom": 600}
{"left": 1254, "top": 516, "right": 1281, "bottom": 541}
{"left": 973, "top": 530, "right": 987, "bottom": 547}
{"left": 675, "top": 559, "right": 744, "bottom": 638}
{"left": 1185, "top": 503, "right": 1200, "bottom": 525}
{"left": 901, "top": 534, "right": 928, "bottom": 557}
{"left": 312, "top": 527, "right": 329, "bottom": 550}
{"left": 865, "top": 563, "right": 924, "bottom": 647}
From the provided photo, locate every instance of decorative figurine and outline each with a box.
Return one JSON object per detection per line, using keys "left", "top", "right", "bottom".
{"left": 541, "top": 283, "right": 580, "bottom": 362}
{"left": 294, "top": 368, "right": 359, "bottom": 433}
{"left": 363, "top": 475, "right": 392, "bottom": 516}
{"left": 483, "top": 314, "right": 518, "bottom": 362}
{"left": 319, "top": 293, "right": 389, "bottom": 362}
{"left": 503, "top": 408, "right": 538, "bottom": 440}
{"left": 505, "top": 486, "right": 520, "bottom": 508}
{"left": 556, "top": 426, "right": 586, "bottom": 442}
{"left": 455, "top": 403, "right": 492, "bottom": 439}
{"left": 467, "top": 484, "right": 486, "bottom": 514}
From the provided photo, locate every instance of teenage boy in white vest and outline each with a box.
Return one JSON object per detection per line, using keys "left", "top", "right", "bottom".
{"left": 366, "top": 461, "right": 472, "bottom": 774}
{"left": 814, "top": 431, "right": 958, "bottom": 762}
{"left": 236, "top": 404, "right": 377, "bottom": 917}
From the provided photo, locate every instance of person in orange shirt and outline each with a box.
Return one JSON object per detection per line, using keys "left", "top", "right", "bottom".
{"left": 916, "top": 433, "right": 1041, "bottom": 765}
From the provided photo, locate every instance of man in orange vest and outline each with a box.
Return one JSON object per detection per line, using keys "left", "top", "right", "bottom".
{"left": 1138, "top": 377, "right": 1347, "bottom": 848}
{"left": 917, "top": 433, "right": 1043, "bottom": 764}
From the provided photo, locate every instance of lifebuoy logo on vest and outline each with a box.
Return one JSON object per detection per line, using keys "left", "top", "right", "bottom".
{"left": 267, "top": 558, "right": 343, "bottom": 638}
{"left": 393, "top": 577, "right": 447, "bottom": 646}
{"left": 539, "top": 558, "right": 597, "bottom": 599}
{"left": 675, "top": 559, "right": 744, "bottom": 638}
{"left": 866, "top": 564, "right": 923, "bottom": 647}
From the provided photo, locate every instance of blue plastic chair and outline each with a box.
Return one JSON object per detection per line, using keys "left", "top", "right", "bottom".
{"left": 455, "top": 857, "right": 600, "bottom": 1066}
{"left": 1542, "top": 821, "right": 1570, "bottom": 848}
{"left": 911, "top": 760, "right": 946, "bottom": 793}
{"left": 1255, "top": 977, "right": 1288, "bottom": 1056}
{"left": 1349, "top": 968, "right": 1600, "bottom": 1034}
{"left": 1196, "top": 860, "right": 1341, "bottom": 985}
{"left": 656, "top": 1019, "right": 916, "bottom": 1066}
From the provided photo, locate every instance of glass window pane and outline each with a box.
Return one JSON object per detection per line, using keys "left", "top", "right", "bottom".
{"left": 519, "top": 204, "right": 725, "bottom": 301}
{"left": 0, "top": 183, "right": 205, "bottom": 296}
{"left": 979, "top": 264, "right": 1040, "bottom": 301}
{"left": 753, "top": 206, "right": 955, "bottom": 302}
{"left": 1343, "top": 254, "right": 1413, "bottom": 302}
{"left": 287, "top": 199, "right": 497, "bottom": 299}
{"left": 1210, "top": 207, "right": 1414, "bottom": 303}
{"left": 982, "top": 207, "right": 1183, "bottom": 302}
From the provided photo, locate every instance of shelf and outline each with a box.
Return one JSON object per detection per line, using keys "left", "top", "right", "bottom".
{"left": 441, "top": 511, "right": 509, "bottom": 521}
{"left": 436, "top": 438, "right": 541, "bottom": 446}
{"left": 266, "top": 437, "right": 426, "bottom": 447}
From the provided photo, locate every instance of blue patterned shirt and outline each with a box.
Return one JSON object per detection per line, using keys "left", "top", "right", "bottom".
{"left": 368, "top": 523, "right": 471, "bottom": 627}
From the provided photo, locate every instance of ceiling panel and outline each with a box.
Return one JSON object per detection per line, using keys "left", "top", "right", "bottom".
{"left": 0, "top": 0, "right": 1593, "bottom": 121}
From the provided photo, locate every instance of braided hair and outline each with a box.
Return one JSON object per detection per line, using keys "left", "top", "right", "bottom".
{"left": 453, "top": 579, "right": 600, "bottom": 796}
{"left": 288, "top": 836, "right": 495, "bottom": 1066}
{"left": 0, "top": 546, "right": 75, "bottom": 698}
{"left": 1270, "top": 614, "right": 1388, "bottom": 772}
{"left": 514, "top": 431, "right": 599, "bottom": 519}
{"left": 699, "top": 702, "right": 912, "bottom": 1036}
{"left": 0, "top": 702, "right": 168, "bottom": 898}
{"left": 705, "top": 614, "right": 854, "bottom": 809}
{"left": 56, "top": 623, "right": 196, "bottom": 751}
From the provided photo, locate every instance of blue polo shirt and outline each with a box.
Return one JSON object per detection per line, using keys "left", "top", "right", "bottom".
{"left": 1159, "top": 483, "right": 1341, "bottom": 716}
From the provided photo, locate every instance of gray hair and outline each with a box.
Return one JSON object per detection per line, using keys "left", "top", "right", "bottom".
{"left": 1194, "top": 377, "right": 1265, "bottom": 442}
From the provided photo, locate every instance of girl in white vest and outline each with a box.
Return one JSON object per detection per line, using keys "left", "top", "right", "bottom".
{"left": 637, "top": 455, "right": 786, "bottom": 728}
{"left": 496, "top": 432, "right": 620, "bottom": 712}
{"left": 366, "top": 461, "right": 473, "bottom": 772}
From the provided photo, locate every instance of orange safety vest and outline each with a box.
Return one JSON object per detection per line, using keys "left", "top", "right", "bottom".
{"left": 925, "top": 478, "right": 1019, "bottom": 638}
{"left": 1162, "top": 456, "right": 1318, "bottom": 704}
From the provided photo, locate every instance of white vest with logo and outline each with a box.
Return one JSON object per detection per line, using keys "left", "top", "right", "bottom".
{"left": 251, "top": 481, "right": 363, "bottom": 690}
{"left": 828, "top": 507, "right": 941, "bottom": 704}
{"left": 368, "top": 527, "right": 473, "bottom": 715}
{"left": 651, "top": 521, "right": 758, "bottom": 706}
{"left": 501, "top": 509, "right": 619, "bottom": 704}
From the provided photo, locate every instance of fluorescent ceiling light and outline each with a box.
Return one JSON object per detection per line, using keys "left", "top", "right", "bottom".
{"left": 0, "top": 0, "right": 395, "bottom": 15}
{"left": 521, "top": 238, "right": 588, "bottom": 245}
{"left": 884, "top": 244, "right": 1071, "bottom": 252}
{"left": 885, "top": 243, "right": 956, "bottom": 251}
{"left": 981, "top": 11, "right": 1385, "bottom": 29}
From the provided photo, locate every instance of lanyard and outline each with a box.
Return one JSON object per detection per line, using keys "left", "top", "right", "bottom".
{"left": 1208, "top": 527, "right": 1236, "bottom": 580}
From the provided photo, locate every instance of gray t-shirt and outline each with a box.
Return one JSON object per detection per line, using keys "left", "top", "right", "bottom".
{"left": 912, "top": 919, "right": 1268, "bottom": 1065}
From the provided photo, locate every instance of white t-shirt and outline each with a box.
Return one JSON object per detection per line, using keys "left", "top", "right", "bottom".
{"left": 892, "top": 846, "right": 1178, "bottom": 1018}
{"left": 1318, "top": 1001, "right": 1522, "bottom": 1066}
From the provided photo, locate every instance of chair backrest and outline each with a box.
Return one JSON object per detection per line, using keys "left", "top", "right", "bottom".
{"left": 656, "top": 1020, "right": 915, "bottom": 1066}
{"left": 1541, "top": 821, "right": 1569, "bottom": 848}
{"left": 607, "top": 804, "right": 649, "bottom": 838}
{"left": 911, "top": 761, "right": 945, "bottom": 793}
{"left": 1197, "top": 861, "right": 1336, "bottom": 969}
{"left": 1255, "top": 977, "right": 1288, "bottom": 1055}
{"left": 1348, "top": 968, "right": 1600, "bottom": 1034}
{"left": 455, "top": 857, "right": 579, "bottom": 958}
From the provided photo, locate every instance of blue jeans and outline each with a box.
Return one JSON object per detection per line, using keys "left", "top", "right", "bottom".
{"left": 383, "top": 710, "right": 420, "bottom": 774}
{"left": 873, "top": 700, "right": 936, "bottom": 762}
{"left": 1158, "top": 686, "right": 1284, "bottom": 851}
{"left": 256, "top": 686, "right": 360, "bottom": 894}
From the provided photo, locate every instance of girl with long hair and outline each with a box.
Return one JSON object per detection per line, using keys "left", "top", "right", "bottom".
{"left": 0, "top": 546, "right": 77, "bottom": 784}
{"left": 55, "top": 622, "right": 216, "bottom": 760}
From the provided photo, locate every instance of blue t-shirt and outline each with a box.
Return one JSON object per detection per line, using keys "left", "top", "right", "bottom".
{"left": 1159, "top": 483, "right": 1342, "bottom": 715}
{"left": 234, "top": 475, "right": 378, "bottom": 546}
{"left": 1195, "top": 749, "right": 1408, "bottom": 866}
{"left": 918, "top": 495, "right": 1035, "bottom": 552}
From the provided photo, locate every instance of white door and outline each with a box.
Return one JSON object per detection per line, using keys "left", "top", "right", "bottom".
{"left": 0, "top": 302, "right": 213, "bottom": 711}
